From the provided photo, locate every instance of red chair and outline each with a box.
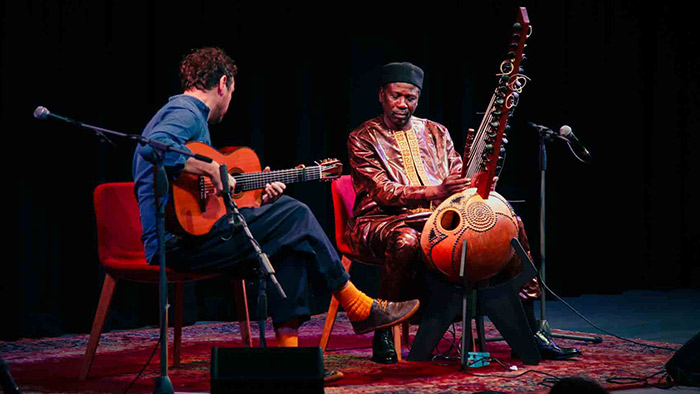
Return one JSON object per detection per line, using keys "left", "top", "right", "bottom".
{"left": 80, "top": 182, "right": 252, "bottom": 380}
{"left": 319, "top": 175, "right": 408, "bottom": 360}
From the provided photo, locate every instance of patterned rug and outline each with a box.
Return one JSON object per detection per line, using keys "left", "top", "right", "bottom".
{"left": 0, "top": 313, "right": 678, "bottom": 393}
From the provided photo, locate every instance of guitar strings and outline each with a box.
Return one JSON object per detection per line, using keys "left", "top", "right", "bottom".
{"left": 200, "top": 166, "right": 329, "bottom": 192}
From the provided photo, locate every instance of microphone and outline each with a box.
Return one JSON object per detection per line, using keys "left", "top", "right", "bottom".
{"left": 559, "top": 125, "right": 591, "bottom": 160}
{"left": 32, "top": 106, "right": 79, "bottom": 125}
{"left": 33, "top": 106, "right": 50, "bottom": 119}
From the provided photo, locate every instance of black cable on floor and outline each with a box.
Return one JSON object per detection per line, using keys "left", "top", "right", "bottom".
{"left": 462, "top": 356, "right": 564, "bottom": 389}
{"left": 121, "top": 332, "right": 161, "bottom": 394}
{"left": 605, "top": 369, "right": 674, "bottom": 389}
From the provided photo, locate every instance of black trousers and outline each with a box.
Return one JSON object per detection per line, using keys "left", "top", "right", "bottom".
{"left": 161, "top": 196, "right": 350, "bottom": 325}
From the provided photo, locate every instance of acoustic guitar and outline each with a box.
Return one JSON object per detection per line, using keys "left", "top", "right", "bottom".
{"left": 168, "top": 141, "right": 343, "bottom": 236}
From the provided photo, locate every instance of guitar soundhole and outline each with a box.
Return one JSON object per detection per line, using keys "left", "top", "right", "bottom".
{"left": 230, "top": 167, "right": 245, "bottom": 199}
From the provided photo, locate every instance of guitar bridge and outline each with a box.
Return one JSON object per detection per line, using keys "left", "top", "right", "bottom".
{"left": 198, "top": 176, "right": 207, "bottom": 213}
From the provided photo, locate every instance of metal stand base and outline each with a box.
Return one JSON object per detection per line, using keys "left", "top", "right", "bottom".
{"left": 0, "top": 356, "right": 21, "bottom": 394}
{"left": 153, "top": 376, "right": 174, "bottom": 394}
{"left": 539, "top": 320, "right": 603, "bottom": 343}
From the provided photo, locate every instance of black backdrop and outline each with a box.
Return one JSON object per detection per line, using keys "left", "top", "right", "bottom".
{"left": 2, "top": 1, "right": 698, "bottom": 340}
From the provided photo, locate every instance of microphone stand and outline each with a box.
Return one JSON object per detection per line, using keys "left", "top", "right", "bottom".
{"left": 34, "top": 108, "right": 214, "bottom": 394}
{"left": 536, "top": 127, "right": 601, "bottom": 344}
{"left": 218, "top": 164, "right": 287, "bottom": 348}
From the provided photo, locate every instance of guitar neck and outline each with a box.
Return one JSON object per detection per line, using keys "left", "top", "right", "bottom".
{"left": 233, "top": 166, "right": 324, "bottom": 192}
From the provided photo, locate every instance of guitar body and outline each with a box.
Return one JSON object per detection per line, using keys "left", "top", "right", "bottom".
{"left": 170, "top": 142, "right": 262, "bottom": 236}
{"left": 168, "top": 141, "right": 343, "bottom": 236}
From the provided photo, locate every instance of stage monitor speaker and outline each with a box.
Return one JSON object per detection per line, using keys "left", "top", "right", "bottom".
{"left": 211, "top": 346, "right": 324, "bottom": 394}
{"left": 665, "top": 331, "right": 700, "bottom": 387}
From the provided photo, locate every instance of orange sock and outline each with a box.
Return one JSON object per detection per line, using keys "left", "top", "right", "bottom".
{"left": 334, "top": 282, "right": 373, "bottom": 322}
{"left": 275, "top": 330, "right": 299, "bottom": 347}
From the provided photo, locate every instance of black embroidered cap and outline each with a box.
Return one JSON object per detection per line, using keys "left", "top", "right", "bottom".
{"left": 381, "top": 62, "right": 424, "bottom": 90}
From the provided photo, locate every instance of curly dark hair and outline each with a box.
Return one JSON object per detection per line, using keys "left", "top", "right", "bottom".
{"left": 179, "top": 47, "right": 238, "bottom": 91}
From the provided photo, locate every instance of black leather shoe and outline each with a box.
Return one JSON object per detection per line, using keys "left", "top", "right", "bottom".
{"left": 350, "top": 299, "right": 420, "bottom": 335}
{"left": 371, "top": 328, "right": 398, "bottom": 364}
{"left": 533, "top": 330, "right": 582, "bottom": 360}
{"left": 511, "top": 330, "right": 582, "bottom": 361}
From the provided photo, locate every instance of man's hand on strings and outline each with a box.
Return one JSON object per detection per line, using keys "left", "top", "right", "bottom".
{"left": 211, "top": 162, "right": 236, "bottom": 196}
{"left": 261, "top": 166, "right": 286, "bottom": 204}
{"left": 183, "top": 158, "right": 236, "bottom": 196}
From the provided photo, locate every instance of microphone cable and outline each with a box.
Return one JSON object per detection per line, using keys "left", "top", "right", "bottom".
{"left": 121, "top": 329, "right": 162, "bottom": 394}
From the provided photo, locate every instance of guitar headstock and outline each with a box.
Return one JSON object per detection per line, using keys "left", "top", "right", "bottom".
{"left": 472, "top": 7, "right": 531, "bottom": 199}
{"left": 316, "top": 158, "right": 343, "bottom": 181}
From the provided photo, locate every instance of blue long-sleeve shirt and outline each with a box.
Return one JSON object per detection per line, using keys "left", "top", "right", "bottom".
{"left": 132, "top": 94, "right": 211, "bottom": 262}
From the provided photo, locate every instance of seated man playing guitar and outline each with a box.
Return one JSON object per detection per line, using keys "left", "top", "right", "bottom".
{"left": 131, "top": 48, "right": 419, "bottom": 374}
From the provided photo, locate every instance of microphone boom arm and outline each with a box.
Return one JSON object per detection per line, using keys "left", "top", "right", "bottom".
{"left": 34, "top": 106, "right": 213, "bottom": 164}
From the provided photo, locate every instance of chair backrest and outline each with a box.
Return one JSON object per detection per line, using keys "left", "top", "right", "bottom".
{"left": 330, "top": 175, "right": 356, "bottom": 256}
{"left": 93, "top": 182, "right": 148, "bottom": 268}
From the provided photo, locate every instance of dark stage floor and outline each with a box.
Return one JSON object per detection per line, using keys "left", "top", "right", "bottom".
{"left": 531, "top": 288, "right": 699, "bottom": 345}
{"left": 528, "top": 288, "right": 700, "bottom": 394}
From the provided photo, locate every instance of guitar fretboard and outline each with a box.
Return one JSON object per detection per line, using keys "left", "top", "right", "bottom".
{"left": 233, "top": 166, "right": 324, "bottom": 192}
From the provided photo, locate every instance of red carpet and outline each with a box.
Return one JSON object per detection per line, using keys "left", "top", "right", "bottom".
{"left": 1, "top": 313, "right": 678, "bottom": 393}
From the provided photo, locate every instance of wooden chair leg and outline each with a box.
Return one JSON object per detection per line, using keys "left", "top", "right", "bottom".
{"left": 320, "top": 256, "right": 353, "bottom": 352}
{"left": 172, "top": 282, "right": 183, "bottom": 367}
{"left": 233, "top": 279, "right": 253, "bottom": 347}
{"left": 80, "top": 274, "right": 117, "bottom": 381}
{"left": 320, "top": 297, "right": 340, "bottom": 351}
{"left": 339, "top": 256, "right": 353, "bottom": 272}
{"left": 393, "top": 325, "right": 403, "bottom": 362}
